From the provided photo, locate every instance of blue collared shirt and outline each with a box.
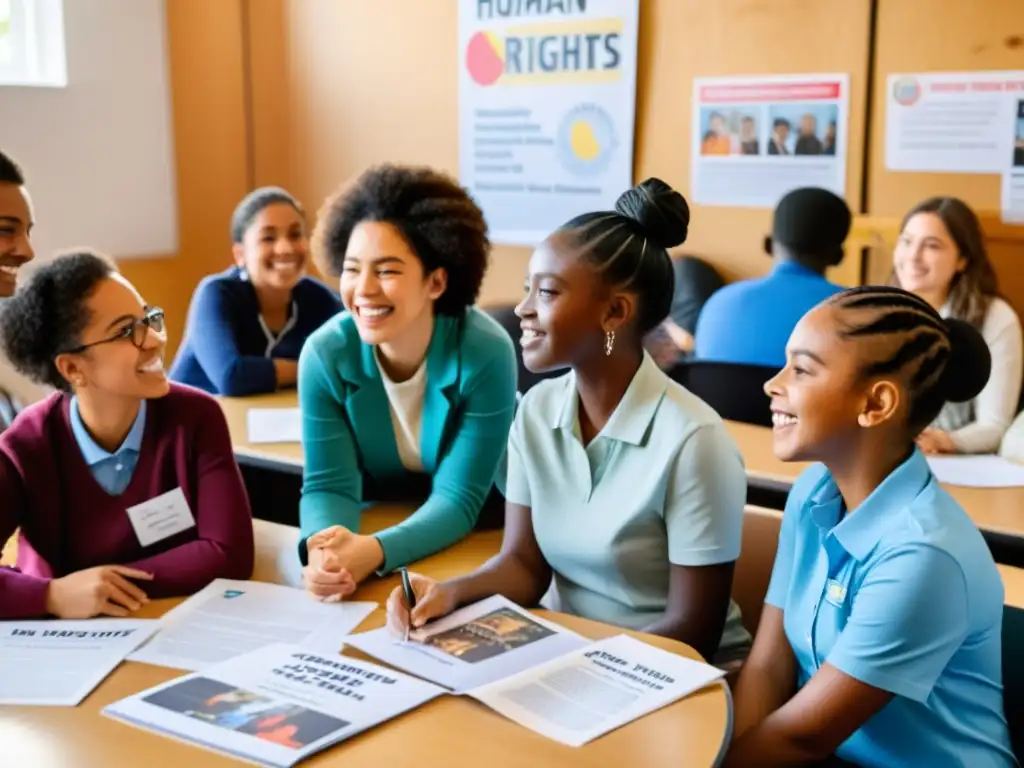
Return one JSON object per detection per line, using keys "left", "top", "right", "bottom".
{"left": 766, "top": 451, "right": 1015, "bottom": 767}
{"left": 70, "top": 398, "right": 147, "bottom": 495}
{"left": 693, "top": 260, "right": 844, "bottom": 368}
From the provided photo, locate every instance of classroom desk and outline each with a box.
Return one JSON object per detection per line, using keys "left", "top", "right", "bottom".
{"left": 724, "top": 420, "right": 1024, "bottom": 542}
{"left": 218, "top": 391, "right": 304, "bottom": 475}
{"left": 2, "top": 517, "right": 731, "bottom": 768}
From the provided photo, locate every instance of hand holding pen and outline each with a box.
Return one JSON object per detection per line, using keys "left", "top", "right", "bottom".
{"left": 385, "top": 569, "right": 459, "bottom": 640}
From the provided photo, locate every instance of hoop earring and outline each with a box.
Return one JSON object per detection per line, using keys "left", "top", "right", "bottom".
{"left": 604, "top": 330, "right": 615, "bottom": 357}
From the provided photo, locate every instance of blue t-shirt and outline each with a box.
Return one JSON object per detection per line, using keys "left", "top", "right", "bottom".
{"left": 767, "top": 452, "right": 1015, "bottom": 767}
{"left": 169, "top": 267, "right": 342, "bottom": 396}
{"left": 693, "top": 261, "right": 843, "bottom": 368}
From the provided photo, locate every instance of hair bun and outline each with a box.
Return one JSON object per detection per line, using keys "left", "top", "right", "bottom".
{"left": 941, "top": 318, "right": 991, "bottom": 403}
{"left": 614, "top": 177, "right": 690, "bottom": 250}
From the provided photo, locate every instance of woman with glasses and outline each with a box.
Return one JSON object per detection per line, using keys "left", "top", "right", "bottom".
{"left": 169, "top": 186, "right": 343, "bottom": 395}
{"left": 0, "top": 250, "right": 254, "bottom": 620}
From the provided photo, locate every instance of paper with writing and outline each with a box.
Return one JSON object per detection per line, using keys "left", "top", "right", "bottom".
{"left": 130, "top": 579, "right": 376, "bottom": 671}
{"left": 0, "top": 619, "right": 158, "bottom": 706}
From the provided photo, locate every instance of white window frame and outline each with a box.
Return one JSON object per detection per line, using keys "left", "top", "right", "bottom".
{"left": 0, "top": 0, "right": 66, "bottom": 87}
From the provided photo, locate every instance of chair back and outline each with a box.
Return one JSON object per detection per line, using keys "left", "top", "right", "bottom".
{"left": 734, "top": 506, "right": 783, "bottom": 635}
{"left": 483, "top": 304, "right": 565, "bottom": 394}
{"left": 667, "top": 360, "right": 779, "bottom": 427}
{"left": 1003, "top": 604, "right": 1024, "bottom": 760}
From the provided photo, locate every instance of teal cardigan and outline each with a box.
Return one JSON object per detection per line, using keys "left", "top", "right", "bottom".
{"left": 297, "top": 307, "right": 517, "bottom": 571}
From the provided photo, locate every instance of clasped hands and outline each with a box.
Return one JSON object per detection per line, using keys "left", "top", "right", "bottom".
{"left": 301, "top": 526, "right": 384, "bottom": 602}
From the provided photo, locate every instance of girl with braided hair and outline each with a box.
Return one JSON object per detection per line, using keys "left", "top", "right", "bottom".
{"left": 727, "top": 286, "right": 1014, "bottom": 767}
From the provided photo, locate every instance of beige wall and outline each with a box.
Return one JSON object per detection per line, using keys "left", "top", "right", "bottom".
{"left": 245, "top": 0, "right": 873, "bottom": 309}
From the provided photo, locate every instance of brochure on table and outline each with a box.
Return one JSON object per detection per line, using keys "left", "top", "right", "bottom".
{"left": 130, "top": 579, "right": 376, "bottom": 671}
{"left": 104, "top": 643, "right": 442, "bottom": 768}
{"left": 344, "top": 594, "right": 589, "bottom": 693}
{"left": 0, "top": 619, "right": 158, "bottom": 706}
{"left": 346, "top": 595, "right": 726, "bottom": 747}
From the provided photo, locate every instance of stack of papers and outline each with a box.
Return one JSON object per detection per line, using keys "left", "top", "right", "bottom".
{"left": 927, "top": 455, "right": 1024, "bottom": 488}
{"left": 246, "top": 408, "right": 302, "bottom": 444}
{"left": 129, "top": 579, "right": 376, "bottom": 671}
{"left": 346, "top": 595, "right": 725, "bottom": 746}
{"left": 0, "top": 619, "right": 158, "bottom": 706}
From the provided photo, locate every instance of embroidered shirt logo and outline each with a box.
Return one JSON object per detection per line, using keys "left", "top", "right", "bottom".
{"left": 825, "top": 579, "right": 847, "bottom": 607}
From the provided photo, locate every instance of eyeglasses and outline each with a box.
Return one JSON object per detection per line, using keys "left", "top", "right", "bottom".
{"left": 64, "top": 307, "right": 166, "bottom": 354}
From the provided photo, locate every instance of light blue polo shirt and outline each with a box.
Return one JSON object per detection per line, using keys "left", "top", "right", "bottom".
{"left": 505, "top": 352, "right": 751, "bottom": 664}
{"left": 693, "top": 260, "right": 843, "bottom": 368}
{"left": 767, "top": 451, "right": 1015, "bottom": 767}
{"left": 70, "top": 397, "right": 147, "bottom": 495}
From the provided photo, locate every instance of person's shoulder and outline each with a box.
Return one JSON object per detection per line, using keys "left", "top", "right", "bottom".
{"left": 153, "top": 382, "right": 225, "bottom": 421}
{"left": 193, "top": 267, "right": 243, "bottom": 297}
{"left": 517, "top": 370, "right": 574, "bottom": 425}
{"left": 661, "top": 374, "right": 729, "bottom": 432}
{"left": 981, "top": 296, "right": 1021, "bottom": 337}
{"left": 303, "top": 310, "right": 357, "bottom": 358}
{"left": 0, "top": 392, "right": 65, "bottom": 450}
{"left": 295, "top": 276, "right": 343, "bottom": 308}
{"left": 455, "top": 307, "right": 516, "bottom": 369}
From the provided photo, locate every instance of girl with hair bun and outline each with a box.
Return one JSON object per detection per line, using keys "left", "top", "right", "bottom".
{"left": 727, "top": 286, "right": 1014, "bottom": 766}
{"left": 385, "top": 178, "right": 752, "bottom": 666}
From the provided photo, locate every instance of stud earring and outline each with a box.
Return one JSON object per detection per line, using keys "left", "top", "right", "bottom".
{"left": 604, "top": 330, "right": 615, "bottom": 356}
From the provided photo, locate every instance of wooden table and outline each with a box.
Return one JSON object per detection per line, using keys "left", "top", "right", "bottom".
{"left": 2, "top": 518, "right": 730, "bottom": 768}
{"left": 218, "top": 391, "right": 304, "bottom": 475}
{"left": 724, "top": 420, "right": 1024, "bottom": 542}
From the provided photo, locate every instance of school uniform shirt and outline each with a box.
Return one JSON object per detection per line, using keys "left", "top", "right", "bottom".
{"left": 693, "top": 260, "right": 844, "bottom": 369}
{"left": 169, "top": 266, "right": 343, "bottom": 396}
{"left": 505, "top": 352, "right": 752, "bottom": 664}
{"left": 934, "top": 296, "right": 1023, "bottom": 454}
{"left": 297, "top": 307, "right": 517, "bottom": 572}
{"left": 70, "top": 397, "right": 146, "bottom": 494}
{"left": 0, "top": 384, "right": 255, "bottom": 619}
{"left": 766, "top": 452, "right": 1015, "bottom": 767}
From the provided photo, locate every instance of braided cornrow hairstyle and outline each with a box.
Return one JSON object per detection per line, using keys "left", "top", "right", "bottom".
{"left": 829, "top": 286, "right": 991, "bottom": 434}
{"left": 313, "top": 164, "right": 490, "bottom": 317}
{"left": 557, "top": 178, "right": 690, "bottom": 335}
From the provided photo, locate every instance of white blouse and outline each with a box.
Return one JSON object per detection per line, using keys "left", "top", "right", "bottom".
{"left": 375, "top": 349, "right": 427, "bottom": 472}
{"left": 935, "top": 297, "right": 1023, "bottom": 454}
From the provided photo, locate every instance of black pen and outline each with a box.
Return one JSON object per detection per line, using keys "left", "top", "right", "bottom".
{"left": 400, "top": 567, "right": 416, "bottom": 642}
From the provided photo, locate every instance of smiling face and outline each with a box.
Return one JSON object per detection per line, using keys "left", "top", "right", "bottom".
{"left": 0, "top": 182, "right": 35, "bottom": 297}
{"left": 57, "top": 275, "right": 170, "bottom": 400}
{"left": 515, "top": 232, "right": 618, "bottom": 372}
{"left": 339, "top": 220, "right": 446, "bottom": 345}
{"left": 893, "top": 212, "right": 966, "bottom": 301}
{"left": 764, "top": 302, "right": 905, "bottom": 463}
{"left": 233, "top": 202, "right": 308, "bottom": 293}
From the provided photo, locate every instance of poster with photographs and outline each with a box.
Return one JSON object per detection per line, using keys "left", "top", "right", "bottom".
{"left": 691, "top": 73, "right": 849, "bottom": 208}
{"left": 1002, "top": 98, "right": 1024, "bottom": 223}
{"left": 421, "top": 608, "right": 556, "bottom": 664}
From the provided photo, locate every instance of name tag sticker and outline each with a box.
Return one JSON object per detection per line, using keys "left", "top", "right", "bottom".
{"left": 825, "top": 579, "right": 848, "bottom": 608}
{"left": 126, "top": 487, "right": 196, "bottom": 547}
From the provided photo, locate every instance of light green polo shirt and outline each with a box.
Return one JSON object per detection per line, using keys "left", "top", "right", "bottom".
{"left": 505, "top": 353, "right": 752, "bottom": 664}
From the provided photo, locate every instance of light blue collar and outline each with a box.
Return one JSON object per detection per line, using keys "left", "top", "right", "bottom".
{"left": 70, "top": 397, "right": 147, "bottom": 466}
{"left": 808, "top": 449, "right": 932, "bottom": 562}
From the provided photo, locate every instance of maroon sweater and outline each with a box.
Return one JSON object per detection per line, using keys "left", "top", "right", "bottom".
{"left": 0, "top": 383, "right": 254, "bottom": 618}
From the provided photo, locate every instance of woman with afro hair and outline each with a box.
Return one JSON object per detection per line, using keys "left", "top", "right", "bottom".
{"left": 295, "top": 164, "right": 517, "bottom": 598}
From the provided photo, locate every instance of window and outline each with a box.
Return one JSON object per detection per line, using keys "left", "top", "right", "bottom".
{"left": 0, "top": 0, "right": 66, "bottom": 87}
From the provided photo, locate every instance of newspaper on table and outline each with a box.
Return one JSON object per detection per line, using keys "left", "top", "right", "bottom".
{"left": 130, "top": 579, "right": 376, "bottom": 671}
{"left": 0, "top": 619, "right": 158, "bottom": 706}
{"left": 346, "top": 595, "right": 726, "bottom": 746}
{"left": 103, "top": 643, "right": 442, "bottom": 768}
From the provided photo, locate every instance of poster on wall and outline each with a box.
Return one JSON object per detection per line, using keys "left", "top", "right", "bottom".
{"left": 690, "top": 74, "right": 850, "bottom": 208}
{"left": 1002, "top": 98, "right": 1024, "bottom": 223}
{"left": 885, "top": 70, "right": 1024, "bottom": 173}
{"left": 458, "top": 0, "right": 639, "bottom": 246}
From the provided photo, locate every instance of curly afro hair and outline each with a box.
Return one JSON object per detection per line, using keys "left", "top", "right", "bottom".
{"left": 313, "top": 164, "right": 490, "bottom": 316}
{"left": 0, "top": 250, "right": 116, "bottom": 391}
